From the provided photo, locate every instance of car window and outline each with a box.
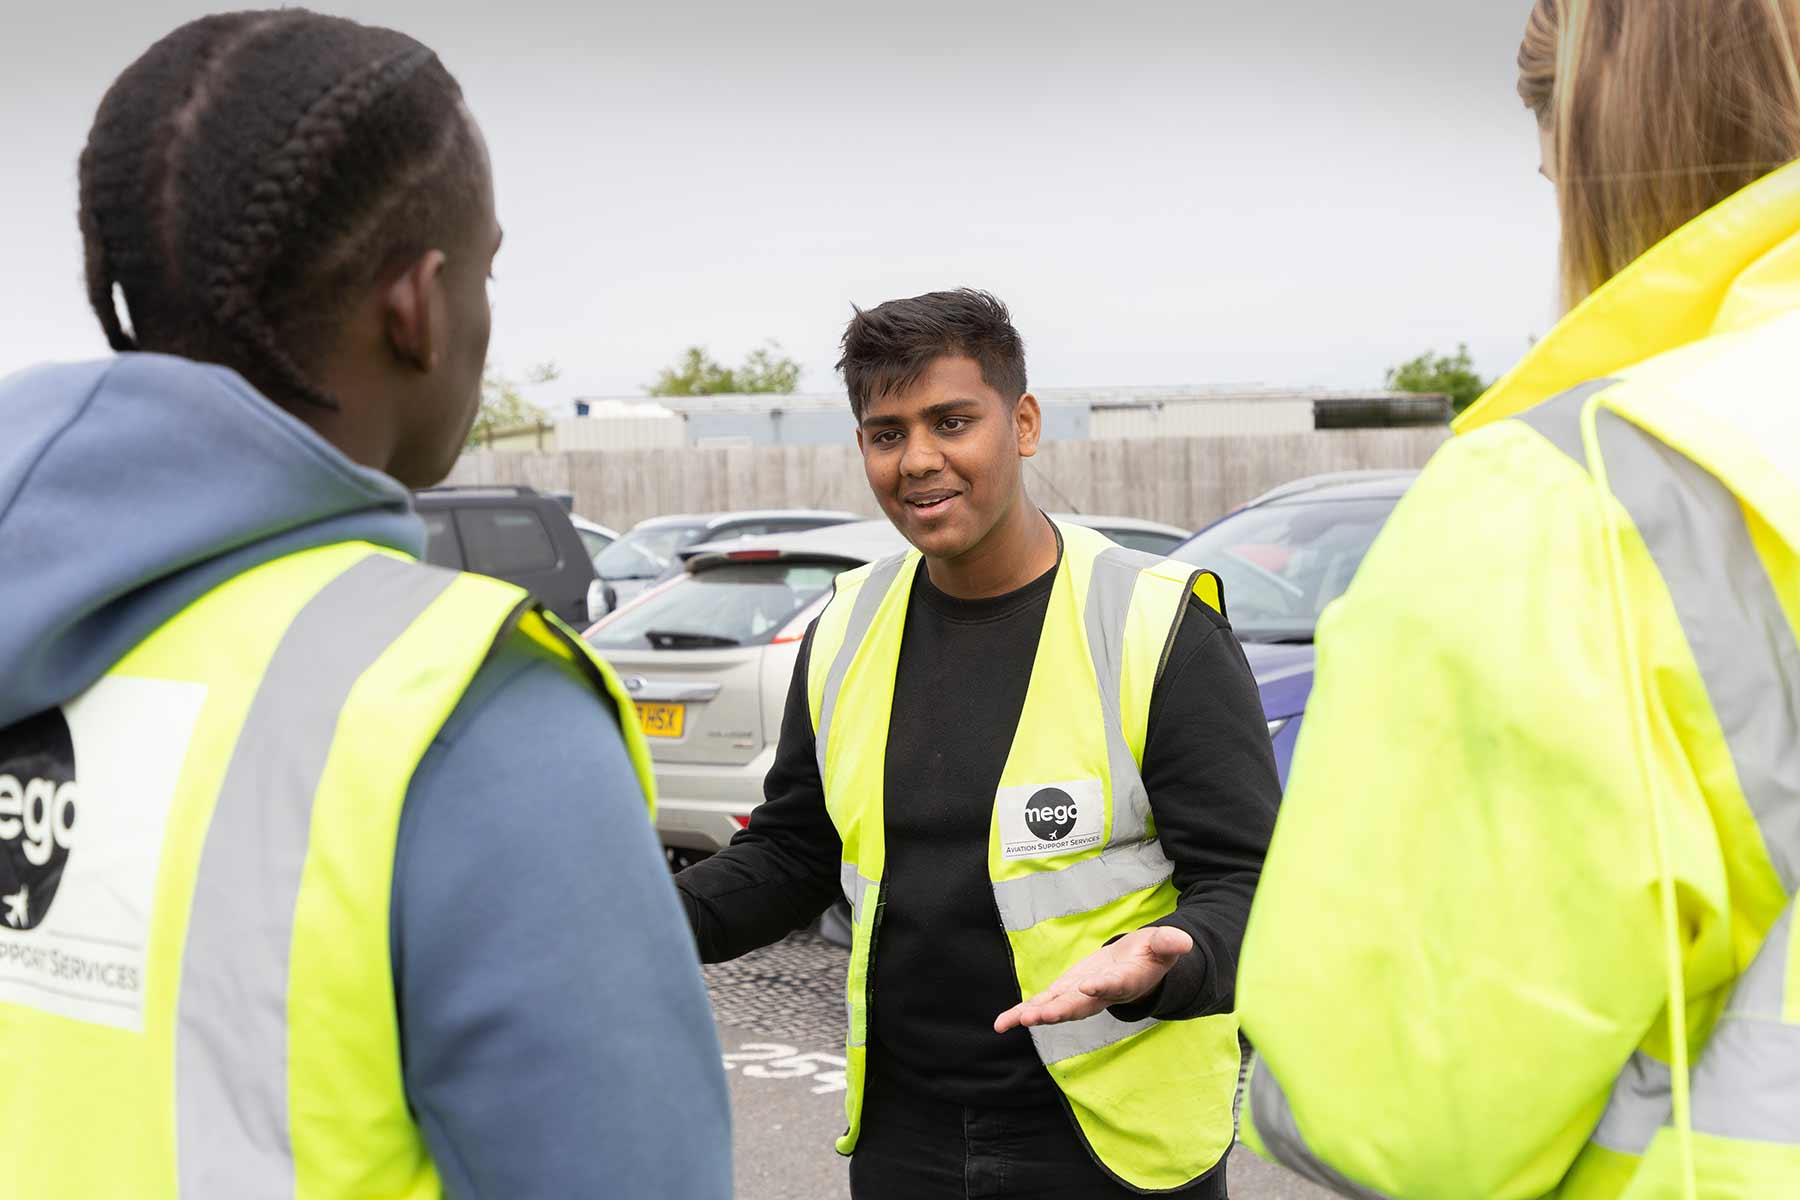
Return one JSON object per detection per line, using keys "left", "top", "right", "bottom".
{"left": 1104, "top": 529, "right": 1185, "bottom": 556}
{"left": 597, "top": 523, "right": 707, "bottom": 579}
{"left": 1171, "top": 497, "right": 1398, "bottom": 643}
{"left": 577, "top": 527, "right": 613, "bottom": 564}
{"left": 586, "top": 562, "right": 840, "bottom": 650}
{"left": 420, "top": 511, "right": 463, "bottom": 569}
{"left": 454, "top": 507, "right": 559, "bottom": 577}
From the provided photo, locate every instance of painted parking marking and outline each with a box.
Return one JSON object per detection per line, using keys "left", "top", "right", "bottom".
{"left": 723, "top": 1041, "right": 848, "bottom": 1094}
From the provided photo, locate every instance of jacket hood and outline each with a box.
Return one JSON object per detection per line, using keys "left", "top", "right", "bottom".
{"left": 0, "top": 353, "right": 425, "bottom": 729}
{"left": 1459, "top": 158, "right": 1800, "bottom": 433}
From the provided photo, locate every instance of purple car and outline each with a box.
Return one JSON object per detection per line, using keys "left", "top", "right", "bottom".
{"left": 1169, "top": 470, "right": 1417, "bottom": 785}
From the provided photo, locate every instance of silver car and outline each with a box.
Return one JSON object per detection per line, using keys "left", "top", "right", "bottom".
{"left": 582, "top": 514, "right": 1189, "bottom": 862}
{"left": 589, "top": 509, "right": 861, "bottom": 622}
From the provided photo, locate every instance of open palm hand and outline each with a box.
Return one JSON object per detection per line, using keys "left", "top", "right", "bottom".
{"left": 992, "top": 926, "right": 1194, "bottom": 1033}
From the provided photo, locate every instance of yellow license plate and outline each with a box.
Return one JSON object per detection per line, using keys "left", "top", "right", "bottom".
{"left": 634, "top": 701, "right": 685, "bottom": 738}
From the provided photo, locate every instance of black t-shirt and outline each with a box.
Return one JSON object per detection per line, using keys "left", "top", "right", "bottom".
{"left": 678, "top": 554, "right": 1281, "bottom": 1108}
{"left": 871, "top": 561, "right": 1065, "bottom": 1102}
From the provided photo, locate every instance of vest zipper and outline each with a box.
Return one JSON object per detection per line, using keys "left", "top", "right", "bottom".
{"left": 844, "top": 885, "right": 888, "bottom": 1144}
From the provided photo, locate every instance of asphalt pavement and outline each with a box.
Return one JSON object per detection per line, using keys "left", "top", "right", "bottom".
{"left": 704, "top": 932, "right": 1335, "bottom": 1200}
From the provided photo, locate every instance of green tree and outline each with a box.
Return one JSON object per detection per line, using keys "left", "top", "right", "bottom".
{"left": 1384, "top": 343, "right": 1489, "bottom": 414}
{"left": 468, "top": 361, "right": 558, "bottom": 447}
{"left": 648, "top": 340, "right": 802, "bottom": 396}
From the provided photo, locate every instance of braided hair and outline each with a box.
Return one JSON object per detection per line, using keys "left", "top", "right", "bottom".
{"left": 78, "top": 9, "right": 483, "bottom": 411}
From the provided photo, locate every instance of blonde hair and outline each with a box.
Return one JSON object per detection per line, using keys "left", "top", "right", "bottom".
{"left": 1520, "top": 0, "right": 1800, "bottom": 309}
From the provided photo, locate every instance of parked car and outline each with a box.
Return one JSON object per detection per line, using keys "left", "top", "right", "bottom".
{"left": 414, "top": 484, "right": 597, "bottom": 627}
{"left": 1169, "top": 469, "right": 1416, "bottom": 783}
{"left": 571, "top": 515, "right": 620, "bottom": 565}
{"left": 1050, "top": 513, "right": 1189, "bottom": 556}
{"left": 591, "top": 509, "right": 861, "bottom": 621}
{"left": 571, "top": 516, "right": 621, "bottom": 621}
{"left": 584, "top": 522, "right": 879, "bottom": 870}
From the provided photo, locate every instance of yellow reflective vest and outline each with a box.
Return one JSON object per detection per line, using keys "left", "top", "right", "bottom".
{"left": 1238, "top": 161, "right": 1800, "bottom": 1200}
{"left": 0, "top": 541, "right": 653, "bottom": 1198}
{"left": 809, "top": 519, "right": 1240, "bottom": 1193}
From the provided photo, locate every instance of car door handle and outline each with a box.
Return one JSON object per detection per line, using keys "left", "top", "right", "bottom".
{"left": 628, "top": 681, "right": 723, "bottom": 703}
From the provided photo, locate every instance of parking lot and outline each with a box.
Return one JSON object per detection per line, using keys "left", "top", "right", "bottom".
{"left": 704, "top": 933, "right": 1334, "bottom": 1200}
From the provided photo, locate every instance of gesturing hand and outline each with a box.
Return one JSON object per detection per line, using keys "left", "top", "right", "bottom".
{"left": 992, "top": 925, "right": 1194, "bottom": 1033}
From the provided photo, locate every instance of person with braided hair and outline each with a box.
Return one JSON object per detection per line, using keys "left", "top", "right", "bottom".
{"left": 0, "top": 10, "right": 730, "bottom": 1198}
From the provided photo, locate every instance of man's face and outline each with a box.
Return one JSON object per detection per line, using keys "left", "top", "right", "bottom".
{"left": 857, "top": 355, "right": 1037, "bottom": 561}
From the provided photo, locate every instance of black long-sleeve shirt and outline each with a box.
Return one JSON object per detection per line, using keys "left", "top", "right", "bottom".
{"left": 677, "top": 558, "right": 1280, "bottom": 1107}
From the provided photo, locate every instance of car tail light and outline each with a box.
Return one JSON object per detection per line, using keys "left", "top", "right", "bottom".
{"left": 730, "top": 814, "right": 752, "bottom": 830}
{"left": 727, "top": 549, "right": 782, "bottom": 561}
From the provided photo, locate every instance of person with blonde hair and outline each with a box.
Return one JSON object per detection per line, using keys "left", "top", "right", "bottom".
{"left": 1230, "top": 0, "right": 1800, "bottom": 1196}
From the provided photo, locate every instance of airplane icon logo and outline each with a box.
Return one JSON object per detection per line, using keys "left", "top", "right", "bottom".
{"left": 3, "top": 885, "right": 28, "bottom": 929}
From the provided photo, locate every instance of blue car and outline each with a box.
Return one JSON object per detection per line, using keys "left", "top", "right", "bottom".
{"left": 1169, "top": 470, "right": 1417, "bottom": 785}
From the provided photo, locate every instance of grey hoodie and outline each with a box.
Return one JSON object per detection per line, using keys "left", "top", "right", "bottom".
{"left": 0, "top": 354, "right": 731, "bottom": 1198}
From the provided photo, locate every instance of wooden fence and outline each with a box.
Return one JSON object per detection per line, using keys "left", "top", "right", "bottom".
{"left": 444, "top": 427, "right": 1451, "bottom": 532}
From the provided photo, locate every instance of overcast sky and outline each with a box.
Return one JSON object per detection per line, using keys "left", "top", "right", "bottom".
{"left": 3, "top": 0, "right": 1555, "bottom": 413}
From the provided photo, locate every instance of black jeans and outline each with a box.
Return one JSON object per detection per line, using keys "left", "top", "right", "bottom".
{"left": 848, "top": 1069, "right": 1229, "bottom": 1199}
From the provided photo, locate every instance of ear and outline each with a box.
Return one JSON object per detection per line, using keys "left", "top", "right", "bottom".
{"left": 383, "top": 250, "right": 449, "bottom": 372}
{"left": 1014, "top": 393, "right": 1043, "bottom": 459}
{"left": 855, "top": 424, "right": 866, "bottom": 455}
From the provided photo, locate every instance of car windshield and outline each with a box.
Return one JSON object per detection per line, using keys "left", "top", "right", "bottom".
{"left": 586, "top": 561, "right": 842, "bottom": 650}
{"left": 595, "top": 523, "right": 707, "bottom": 579}
{"left": 1170, "top": 497, "right": 1399, "bottom": 642}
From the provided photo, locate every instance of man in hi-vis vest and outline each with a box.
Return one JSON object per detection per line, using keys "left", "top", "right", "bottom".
{"left": 0, "top": 12, "right": 728, "bottom": 1199}
{"left": 677, "top": 289, "right": 1280, "bottom": 1198}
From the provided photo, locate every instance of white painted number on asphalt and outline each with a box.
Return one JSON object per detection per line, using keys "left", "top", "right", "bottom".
{"left": 723, "top": 1042, "right": 848, "bottom": 1094}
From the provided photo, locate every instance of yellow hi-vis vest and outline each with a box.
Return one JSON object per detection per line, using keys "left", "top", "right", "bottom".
{"left": 808, "top": 518, "right": 1239, "bottom": 1193}
{"left": 0, "top": 541, "right": 654, "bottom": 1199}
{"left": 1239, "top": 159, "right": 1800, "bottom": 1200}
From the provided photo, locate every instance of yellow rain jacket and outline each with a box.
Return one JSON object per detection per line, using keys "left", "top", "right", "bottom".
{"left": 1237, "top": 160, "right": 1800, "bottom": 1200}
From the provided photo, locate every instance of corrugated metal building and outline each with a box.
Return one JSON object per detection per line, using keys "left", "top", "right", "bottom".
{"left": 505, "top": 386, "right": 1445, "bottom": 451}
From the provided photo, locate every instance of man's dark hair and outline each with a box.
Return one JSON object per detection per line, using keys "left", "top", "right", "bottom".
{"left": 78, "top": 9, "right": 482, "bottom": 412}
{"left": 836, "top": 289, "right": 1027, "bottom": 419}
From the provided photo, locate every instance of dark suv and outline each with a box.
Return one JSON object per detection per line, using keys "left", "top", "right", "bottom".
{"left": 413, "top": 485, "right": 596, "bottom": 627}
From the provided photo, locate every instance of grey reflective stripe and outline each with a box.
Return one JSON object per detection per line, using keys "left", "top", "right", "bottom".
{"left": 814, "top": 554, "right": 907, "bottom": 783}
{"left": 1247, "top": 1055, "right": 1396, "bottom": 1199}
{"left": 1083, "top": 547, "right": 1163, "bottom": 848}
{"left": 1726, "top": 903, "right": 1794, "bottom": 1019}
{"left": 1681, "top": 902, "right": 1800, "bottom": 1144}
{"left": 176, "top": 554, "right": 455, "bottom": 1196}
{"left": 1690, "top": 1013, "right": 1800, "bottom": 1143}
{"left": 840, "top": 861, "right": 872, "bottom": 927}
{"left": 992, "top": 838, "right": 1172, "bottom": 932}
{"left": 1598, "top": 412, "right": 1800, "bottom": 892}
{"left": 1588, "top": 912, "right": 1795, "bottom": 1155}
{"left": 839, "top": 862, "right": 877, "bottom": 1048}
{"left": 1589, "top": 1050, "right": 1673, "bottom": 1155}
{"left": 1516, "top": 377, "right": 1619, "bottom": 466}
{"left": 1029, "top": 1007, "right": 1157, "bottom": 1065}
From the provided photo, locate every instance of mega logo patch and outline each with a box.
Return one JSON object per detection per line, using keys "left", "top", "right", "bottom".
{"left": 0, "top": 677, "right": 205, "bottom": 1033}
{"left": 1025, "top": 788, "right": 1079, "bottom": 842}
{"left": 0, "top": 709, "right": 79, "bottom": 931}
{"left": 997, "top": 778, "right": 1105, "bottom": 860}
